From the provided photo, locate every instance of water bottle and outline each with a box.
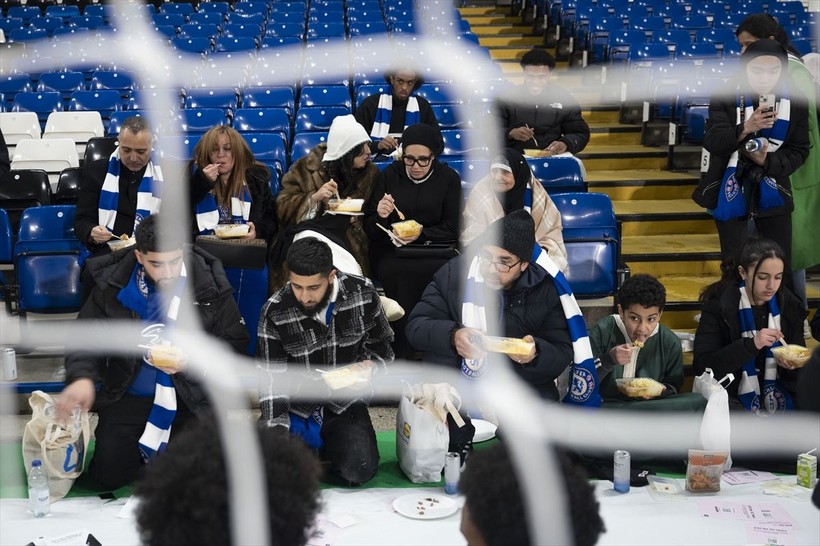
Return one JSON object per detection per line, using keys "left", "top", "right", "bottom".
{"left": 745, "top": 138, "right": 767, "bottom": 153}
{"left": 28, "top": 459, "right": 50, "bottom": 518}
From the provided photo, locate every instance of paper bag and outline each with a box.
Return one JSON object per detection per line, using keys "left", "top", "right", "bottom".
{"left": 22, "top": 391, "right": 91, "bottom": 502}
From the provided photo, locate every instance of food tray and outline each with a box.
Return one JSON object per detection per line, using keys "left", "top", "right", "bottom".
{"left": 616, "top": 377, "right": 665, "bottom": 398}
{"left": 482, "top": 336, "right": 535, "bottom": 357}
{"left": 771, "top": 344, "right": 812, "bottom": 368}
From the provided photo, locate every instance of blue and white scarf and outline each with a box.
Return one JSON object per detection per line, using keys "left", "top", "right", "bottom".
{"left": 194, "top": 185, "right": 252, "bottom": 234}
{"left": 460, "top": 247, "right": 602, "bottom": 407}
{"left": 98, "top": 148, "right": 163, "bottom": 236}
{"left": 370, "top": 94, "right": 420, "bottom": 141}
{"left": 737, "top": 282, "right": 794, "bottom": 415}
{"left": 714, "top": 94, "right": 790, "bottom": 221}
{"left": 117, "top": 259, "right": 188, "bottom": 460}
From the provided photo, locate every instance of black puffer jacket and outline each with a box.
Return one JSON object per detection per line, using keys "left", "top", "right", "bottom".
{"left": 64, "top": 245, "right": 249, "bottom": 413}
{"left": 406, "top": 254, "right": 573, "bottom": 400}
{"left": 693, "top": 80, "right": 810, "bottom": 216}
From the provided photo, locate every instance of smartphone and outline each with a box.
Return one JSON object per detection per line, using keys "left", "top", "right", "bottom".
{"left": 759, "top": 94, "right": 776, "bottom": 113}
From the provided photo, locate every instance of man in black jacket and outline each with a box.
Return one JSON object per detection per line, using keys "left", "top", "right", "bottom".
{"left": 406, "top": 210, "right": 573, "bottom": 401}
{"left": 56, "top": 215, "right": 249, "bottom": 490}
{"left": 496, "top": 48, "right": 590, "bottom": 155}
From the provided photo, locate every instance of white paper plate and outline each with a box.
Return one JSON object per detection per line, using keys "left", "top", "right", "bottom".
{"left": 392, "top": 494, "right": 458, "bottom": 520}
{"left": 324, "top": 210, "right": 364, "bottom": 216}
{"left": 472, "top": 419, "right": 497, "bottom": 443}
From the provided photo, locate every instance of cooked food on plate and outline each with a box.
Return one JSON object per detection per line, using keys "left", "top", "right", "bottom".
{"left": 771, "top": 344, "right": 812, "bottom": 368}
{"left": 214, "top": 223, "right": 250, "bottom": 239}
{"left": 616, "top": 377, "right": 665, "bottom": 398}
{"left": 327, "top": 198, "right": 364, "bottom": 212}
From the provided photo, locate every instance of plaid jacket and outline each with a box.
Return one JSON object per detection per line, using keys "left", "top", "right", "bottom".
{"left": 256, "top": 271, "right": 394, "bottom": 426}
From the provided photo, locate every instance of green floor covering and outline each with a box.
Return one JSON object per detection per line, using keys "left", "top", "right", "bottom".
{"left": 1, "top": 431, "right": 496, "bottom": 499}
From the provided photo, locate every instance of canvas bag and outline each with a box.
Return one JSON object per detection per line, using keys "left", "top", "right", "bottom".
{"left": 396, "top": 383, "right": 464, "bottom": 483}
{"left": 22, "top": 391, "right": 91, "bottom": 502}
{"left": 694, "top": 368, "right": 734, "bottom": 470}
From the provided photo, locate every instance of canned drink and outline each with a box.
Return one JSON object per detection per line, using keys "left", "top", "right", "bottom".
{"left": 614, "top": 450, "right": 630, "bottom": 493}
{"left": 1, "top": 348, "right": 17, "bottom": 381}
{"left": 745, "top": 137, "right": 767, "bottom": 153}
{"left": 444, "top": 452, "right": 460, "bottom": 495}
{"left": 796, "top": 453, "right": 817, "bottom": 488}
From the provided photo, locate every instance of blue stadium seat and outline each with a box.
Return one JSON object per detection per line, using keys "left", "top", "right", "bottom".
{"left": 70, "top": 15, "right": 105, "bottom": 30}
{"left": 128, "top": 88, "right": 183, "bottom": 110}
{"left": 45, "top": 5, "right": 80, "bottom": 19}
{"left": 290, "top": 131, "right": 328, "bottom": 163}
{"left": 526, "top": 157, "right": 586, "bottom": 194}
{"left": 68, "top": 90, "right": 122, "bottom": 125}
{"left": 36, "top": 71, "right": 85, "bottom": 103}
{"left": 430, "top": 103, "right": 466, "bottom": 129}
{"left": 348, "top": 21, "right": 387, "bottom": 37}
{"left": 172, "top": 36, "right": 213, "bottom": 54}
{"left": 631, "top": 16, "right": 668, "bottom": 34}
{"left": 0, "top": 209, "right": 13, "bottom": 269}
{"left": 184, "top": 88, "right": 240, "bottom": 118}
{"left": 354, "top": 83, "right": 390, "bottom": 108}
{"left": 260, "top": 35, "right": 303, "bottom": 49}
{"left": 245, "top": 132, "right": 288, "bottom": 174}
{"left": 440, "top": 129, "right": 483, "bottom": 158}
{"left": 307, "top": 21, "right": 346, "bottom": 38}
{"left": 187, "top": 12, "right": 227, "bottom": 27}
{"left": 0, "top": 169, "right": 52, "bottom": 236}
{"left": 551, "top": 192, "right": 620, "bottom": 297}
{"left": 9, "top": 28, "right": 49, "bottom": 42}
{"left": 608, "top": 30, "right": 650, "bottom": 63}
{"left": 6, "top": 8, "right": 39, "bottom": 23}
{"left": 295, "top": 105, "right": 349, "bottom": 133}
{"left": 29, "top": 16, "right": 66, "bottom": 36}
{"left": 153, "top": 12, "right": 187, "bottom": 30}
{"left": 242, "top": 86, "right": 295, "bottom": 115}
{"left": 415, "top": 83, "right": 458, "bottom": 105}
{"left": 0, "top": 74, "right": 33, "bottom": 107}
{"left": 12, "top": 92, "right": 63, "bottom": 126}
{"left": 159, "top": 3, "right": 195, "bottom": 16}
{"left": 298, "top": 85, "right": 352, "bottom": 109}
{"left": 175, "top": 108, "right": 227, "bottom": 135}
{"left": 223, "top": 23, "right": 264, "bottom": 39}
{"left": 179, "top": 23, "right": 221, "bottom": 40}
{"left": 234, "top": 2, "right": 271, "bottom": 16}
{"left": 158, "top": 134, "right": 199, "bottom": 160}
{"left": 677, "top": 42, "right": 720, "bottom": 59}
{"left": 197, "top": 2, "right": 232, "bottom": 16}
{"left": 155, "top": 24, "right": 179, "bottom": 38}
{"left": 444, "top": 158, "right": 489, "bottom": 188}
{"left": 233, "top": 108, "right": 292, "bottom": 142}
{"left": 90, "top": 70, "right": 136, "bottom": 98}
{"left": 214, "top": 36, "right": 259, "bottom": 52}
{"left": 265, "top": 22, "right": 305, "bottom": 38}
{"left": 12, "top": 205, "right": 83, "bottom": 314}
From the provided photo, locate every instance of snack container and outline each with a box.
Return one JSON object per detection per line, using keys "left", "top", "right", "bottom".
{"left": 616, "top": 378, "right": 665, "bottom": 398}
{"left": 108, "top": 235, "right": 136, "bottom": 251}
{"left": 391, "top": 220, "right": 423, "bottom": 238}
{"left": 771, "top": 344, "right": 812, "bottom": 368}
{"left": 482, "top": 336, "right": 536, "bottom": 357}
{"left": 797, "top": 453, "right": 817, "bottom": 488}
{"left": 685, "top": 449, "right": 728, "bottom": 493}
{"left": 214, "top": 224, "right": 250, "bottom": 239}
{"left": 327, "top": 198, "right": 364, "bottom": 212}
{"left": 320, "top": 362, "right": 373, "bottom": 390}
{"left": 149, "top": 345, "right": 184, "bottom": 372}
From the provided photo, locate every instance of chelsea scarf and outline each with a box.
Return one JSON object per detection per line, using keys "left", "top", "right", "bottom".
{"left": 714, "top": 93, "right": 790, "bottom": 221}
{"left": 370, "top": 94, "right": 420, "bottom": 141}
{"left": 117, "top": 261, "right": 188, "bottom": 460}
{"left": 98, "top": 148, "right": 163, "bottom": 235}
{"left": 736, "top": 282, "right": 794, "bottom": 415}
{"left": 194, "top": 184, "right": 252, "bottom": 234}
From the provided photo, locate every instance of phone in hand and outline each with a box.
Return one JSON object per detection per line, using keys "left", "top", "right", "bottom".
{"left": 759, "top": 94, "right": 776, "bottom": 113}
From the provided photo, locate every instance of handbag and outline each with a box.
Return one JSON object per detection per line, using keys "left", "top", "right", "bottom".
{"left": 22, "top": 391, "right": 91, "bottom": 502}
{"left": 694, "top": 368, "right": 734, "bottom": 469}
{"left": 395, "top": 240, "right": 459, "bottom": 259}
{"left": 195, "top": 235, "right": 268, "bottom": 269}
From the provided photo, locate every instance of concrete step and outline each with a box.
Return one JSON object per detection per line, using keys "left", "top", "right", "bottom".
{"left": 585, "top": 169, "right": 699, "bottom": 200}
{"left": 479, "top": 36, "right": 544, "bottom": 47}
{"left": 577, "top": 144, "right": 668, "bottom": 170}
{"left": 613, "top": 199, "right": 714, "bottom": 236}
{"left": 462, "top": 15, "right": 523, "bottom": 25}
{"left": 588, "top": 123, "right": 642, "bottom": 145}
{"left": 622, "top": 233, "right": 720, "bottom": 262}
{"left": 470, "top": 25, "right": 534, "bottom": 36}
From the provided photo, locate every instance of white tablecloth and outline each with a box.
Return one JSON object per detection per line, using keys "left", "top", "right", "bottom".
{"left": 1, "top": 480, "right": 818, "bottom": 545}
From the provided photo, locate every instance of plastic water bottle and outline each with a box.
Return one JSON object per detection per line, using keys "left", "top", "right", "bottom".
{"left": 745, "top": 137, "right": 767, "bottom": 153}
{"left": 28, "top": 459, "right": 50, "bottom": 518}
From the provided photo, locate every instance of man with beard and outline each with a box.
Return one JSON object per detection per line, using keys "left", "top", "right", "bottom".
{"left": 407, "top": 209, "right": 573, "bottom": 401}
{"left": 256, "top": 237, "right": 394, "bottom": 486}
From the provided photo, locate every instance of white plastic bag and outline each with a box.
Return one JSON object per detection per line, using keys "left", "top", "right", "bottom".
{"left": 395, "top": 383, "right": 461, "bottom": 483}
{"left": 694, "top": 368, "right": 733, "bottom": 469}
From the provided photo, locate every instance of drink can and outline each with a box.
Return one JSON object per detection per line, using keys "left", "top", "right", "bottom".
{"left": 797, "top": 453, "right": 817, "bottom": 488}
{"left": 745, "top": 137, "right": 767, "bottom": 153}
{"left": 444, "top": 452, "right": 460, "bottom": 495}
{"left": 614, "top": 450, "right": 630, "bottom": 493}
{"left": 1, "top": 348, "right": 17, "bottom": 381}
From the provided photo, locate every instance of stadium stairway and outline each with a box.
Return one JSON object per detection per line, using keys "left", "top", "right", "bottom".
{"left": 460, "top": 4, "right": 819, "bottom": 336}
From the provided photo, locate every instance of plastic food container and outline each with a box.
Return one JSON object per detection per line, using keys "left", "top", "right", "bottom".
{"left": 771, "top": 344, "right": 812, "bottom": 368}
{"left": 482, "top": 336, "right": 536, "bottom": 357}
{"left": 319, "top": 362, "right": 373, "bottom": 390}
{"left": 107, "top": 235, "right": 136, "bottom": 251}
{"left": 391, "top": 220, "right": 423, "bottom": 238}
{"left": 616, "top": 377, "right": 665, "bottom": 398}
{"left": 327, "top": 198, "right": 364, "bottom": 212}
{"left": 214, "top": 224, "right": 250, "bottom": 239}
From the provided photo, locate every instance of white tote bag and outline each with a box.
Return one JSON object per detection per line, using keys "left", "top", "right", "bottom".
{"left": 694, "top": 368, "right": 734, "bottom": 469}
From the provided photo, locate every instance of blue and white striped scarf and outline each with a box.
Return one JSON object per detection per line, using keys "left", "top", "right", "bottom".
{"left": 194, "top": 185, "right": 252, "bottom": 234}
{"left": 98, "top": 148, "right": 163, "bottom": 236}
{"left": 737, "top": 282, "right": 794, "bottom": 415}
{"left": 460, "top": 246, "right": 602, "bottom": 407}
{"left": 125, "top": 262, "right": 188, "bottom": 460}
{"left": 370, "top": 94, "right": 420, "bottom": 141}
{"left": 714, "top": 94, "right": 790, "bottom": 221}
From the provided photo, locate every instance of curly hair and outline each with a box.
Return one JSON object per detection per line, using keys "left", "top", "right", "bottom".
{"left": 520, "top": 47, "right": 556, "bottom": 70}
{"left": 617, "top": 274, "right": 666, "bottom": 311}
{"left": 459, "top": 444, "right": 605, "bottom": 546}
{"left": 134, "top": 418, "right": 321, "bottom": 546}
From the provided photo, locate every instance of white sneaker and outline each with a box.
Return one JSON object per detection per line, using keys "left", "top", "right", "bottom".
{"left": 380, "top": 296, "right": 405, "bottom": 322}
{"left": 804, "top": 319, "right": 812, "bottom": 340}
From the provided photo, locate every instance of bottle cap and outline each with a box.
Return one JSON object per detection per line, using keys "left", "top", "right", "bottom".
{"left": 32, "top": 459, "right": 42, "bottom": 467}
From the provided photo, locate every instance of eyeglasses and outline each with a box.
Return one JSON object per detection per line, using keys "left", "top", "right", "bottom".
{"left": 479, "top": 253, "right": 522, "bottom": 273}
{"left": 402, "top": 155, "right": 433, "bottom": 167}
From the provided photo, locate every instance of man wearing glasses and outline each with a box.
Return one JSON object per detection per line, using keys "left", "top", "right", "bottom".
{"left": 496, "top": 48, "right": 590, "bottom": 155}
{"left": 354, "top": 64, "right": 441, "bottom": 155}
{"left": 406, "top": 209, "right": 573, "bottom": 401}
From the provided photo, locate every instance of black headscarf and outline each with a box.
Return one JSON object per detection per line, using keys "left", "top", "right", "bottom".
{"left": 402, "top": 123, "right": 444, "bottom": 155}
{"left": 741, "top": 38, "right": 788, "bottom": 68}
{"left": 492, "top": 148, "right": 532, "bottom": 214}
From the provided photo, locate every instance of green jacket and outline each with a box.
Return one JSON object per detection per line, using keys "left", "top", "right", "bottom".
{"left": 589, "top": 315, "right": 684, "bottom": 400}
{"left": 789, "top": 55, "right": 820, "bottom": 270}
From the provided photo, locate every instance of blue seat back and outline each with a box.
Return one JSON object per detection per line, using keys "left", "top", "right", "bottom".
{"left": 12, "top": 92, "right": 63, "bottom": 124}
{"left": 526, "top": 157, "right": 585, "bottom": 194}
{"left": 298, "top": 85, "right": 352, "bottom": 109}
{"left": 355, "top": 83, "right": 390, "bottom": 108}
{"left": 176, "top": 108, "right": 227, "bottom": 134}
{"left": 242, "top": 86, "right": 295, "bottom": 115}
{"left": 0, "top": 209, "right": 12, "bottom": 264}
{"left": 184, "top": 89, "right": 239, "bottom": 118}
{"left": 295, "top": 105, "right": 350, "bottom": 132}
{"left": 245, "top": 133, "right": 288, "bottom": 173}
{"left": 444, "top": 158, "right": 489, "bottom": 188}
{"left": 234, "top": 108, "right": 291, "bottom": 142}
{"left": 291, "top": 132, "right": 328, "bottom": 163}
{"left": 551, "top": 192, "right": 619, "bottom": 297}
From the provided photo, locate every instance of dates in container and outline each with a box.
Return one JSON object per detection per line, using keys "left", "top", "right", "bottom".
{"left": 686, "top": 449, "right": 729, "bottom": 493}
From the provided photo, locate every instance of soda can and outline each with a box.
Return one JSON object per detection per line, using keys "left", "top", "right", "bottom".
{"left": 1, "top": 347, "right": 17, "bottom": 381}
{"left": 745, "top": 137, "right": 767, "bottom": 153}
{"left": 797, "top": 453, "right": 817, "bottom": 489}
{"left": 614, "top": 450, "right": 630, "bottom": 493}
{"left": 444, "top": 452, "right": 460, "bottom": 495}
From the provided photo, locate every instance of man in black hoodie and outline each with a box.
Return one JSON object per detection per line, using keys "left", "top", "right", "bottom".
{"left": 56, "top": 215, "right": 248, "bottom": 490}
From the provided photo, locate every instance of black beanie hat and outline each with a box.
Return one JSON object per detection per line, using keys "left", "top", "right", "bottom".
{"left": 401, "top": 123, "right": 444, "bottom": 155}
{"left": 741, "top": 39, "right": 788, "bottom": 69}
{"left": 489, "top": 209, "right": 535, "bottom": 262}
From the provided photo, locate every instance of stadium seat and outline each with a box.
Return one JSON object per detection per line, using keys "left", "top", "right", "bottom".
{"left": 179, "top": 22, "right": 221, "bottom": 40}
{"left": 214, "top": 36, "right": 259, "bottom": 52}
{"left": 354, "top": 83, "right": 390, "bottom": 109}
{"left": 184, "top": 88, "right": 240, "bottom": 118}
{"left": 526, "top": 157, "right": 586, "bottom": 194}
{"left": 43, "top": 111, "right": 105, "bottom": 157}
{"left": 415, "top": 83, "right": 458, "bottom": 105}
{"left": 172, "top": 36, "right": 213, "bottom": 53}
{"left": 222, "top": 23, "right": 263, "bottom": 39}
{"left": 245, "top": 132, "right": 288, "bottom": 174}
{"left": 265, "top": 22, "right": 305, "bottom": 39}
{"left": 29, "top": 16, "right": 66, "bottom": 36}
{"left": 68, "top": 90, "right": 122, "bottom": 127}
{"left": 233, "top": 108, "right": 291, "bottom": 142}
{"left": 290, "top": 131, "right": 328, "bottom": 164}
{"left": 440, "top": 129, "right": 483, "bottom": 158}
{"left": 13, "top": 205, "right": 83, "bottom": 314}
{"left": 153, "top": 12, "right": 186, "bottom": 30}
{"left": 298, "top": 85, "right": 352, "bottom": 109}
{"left": 242, "top": 86, "right": 295, "bottom": 115}
{"left": 11, "top": 91, "right": 63, "bottom": 127}
{"left": 36, "top": 71, "right": 86, "bottom": 103}
{"left": 295, "top": 106, "right": 349, "bottom": 133}
{"left": 45, "top": 5, "right": 81, "bottom": 19}
{"left": 0, "top": 169, "right": 51, "bottom": 235}
{"left": 159, "top": 3, "right": 194, "bottom": 16}
{"left": 83, "top": 136, "right": 119, "bottom": 165}
{"left": 228, "top": 12, "right": 267, "bottom": 27}
{"left": 260, "top": 35, "right": 303, "bottom": 49}
{"left": 0, "top": 111, "right": 41, "bottom": 148}
{"left": 90, "top": 70, "right": 136, "bottom": 98}
{"left": 186, "top": 12, "right": 227, "bottom": 28}
{"left": 444, "top": 158, "right": 489, "bottom": 188}
{"left": 0, "top": 209, "right": 12, "bottom": 269}
{"left": 551, "top": 192, "right": 621, "bottom": 297}
{"left": 197, "top": 2, "right": 231, "bottom": 16}
{"left": 158, "top": 134, "right": 199, "bottom": 161}
{"left": 174, "top": 108, "right": 227, "bottom": 135}
{"left": 6, "top": 8, "right": 38, "bottom": 23}
{"left": 69, "top": 15, "right": 105, "bottom": 30}
{"left": 429, "top": 103, "right": 465, "bottom": 129}
{"left": 8, "top": 28, "right": 49, "bottom": 42}
{"left": 10, "top": 139, "right": 79, "bottom": 189}
{"left": 307, "top": 21, "right": 346, "bottom": 38}
{"left": 54, "top": 167, "right": 82, "bottom": 205}
{"left": 0, "top": 73, "right": 33, "bottom": 107}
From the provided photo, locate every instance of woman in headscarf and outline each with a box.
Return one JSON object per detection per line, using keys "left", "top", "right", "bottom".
{"left": 462, "top": 148, "right": 567, "bottom": 273}
{"left": 363, "top": 123, "right": 463, "bottom": 358}
{"left": 693, "top": 39, "right": 810, "bottom": 291}
{"left": 276, "top": 114, "right": 380, "bottom": 279}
